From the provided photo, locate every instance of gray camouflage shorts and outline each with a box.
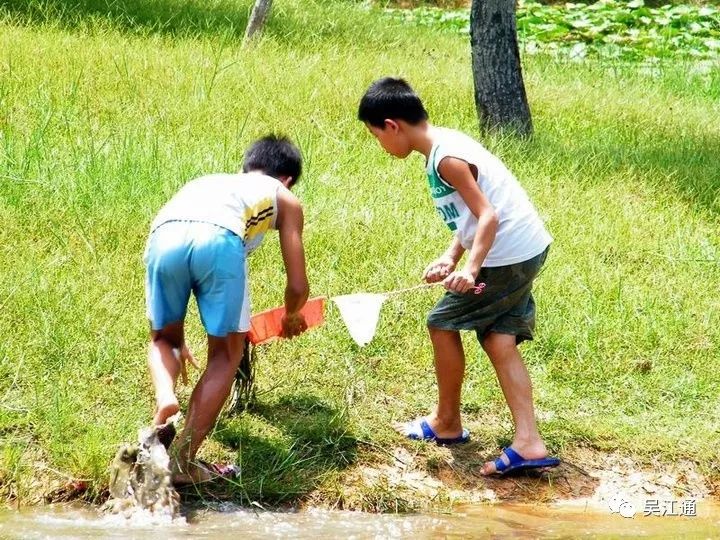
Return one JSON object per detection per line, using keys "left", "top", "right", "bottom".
{"left": 427, "top": 247, "right": 549, "bottom": 344}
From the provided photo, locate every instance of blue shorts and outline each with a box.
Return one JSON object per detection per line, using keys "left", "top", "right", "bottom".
{"left": 144, "top": 221, "right": 250, "bottom": 337}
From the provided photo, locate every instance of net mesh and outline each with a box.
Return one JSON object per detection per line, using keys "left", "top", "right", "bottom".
{"left": 332, "top": 293, "right": 387, "bottom": 347}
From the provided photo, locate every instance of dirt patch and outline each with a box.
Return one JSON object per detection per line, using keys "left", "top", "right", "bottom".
{"left": 331, "top": 443, "right": 715, "bottom": 512}
{"left": 0, "top": 444, "right": 93, "bottom": 507}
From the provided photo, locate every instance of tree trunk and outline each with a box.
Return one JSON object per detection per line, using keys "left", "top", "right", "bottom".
{"left": 470, "top": 0, "right": 533, "bottom": 136}
{"left": 244, "top": 0, "right": 274, "bottom": 42}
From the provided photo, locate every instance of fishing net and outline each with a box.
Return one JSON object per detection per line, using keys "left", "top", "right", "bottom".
{"left": 227, "top": 341, "right": 257, "bottom": 413}
{"left": 332, "top": 293, "right": 387, "bottom": 347}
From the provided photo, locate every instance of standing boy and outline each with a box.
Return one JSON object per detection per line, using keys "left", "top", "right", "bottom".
{"left": 144, "top": 135, "right": 309, "bottom": 483}
{"left": 358, "top": 78, "right": 559, "bottom": 475}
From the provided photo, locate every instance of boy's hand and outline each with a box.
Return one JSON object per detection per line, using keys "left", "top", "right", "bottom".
{"left": 423, "top": 256, "right": 456, "bottom": 283}
{"left": 443, "top": 269, "right": 477, "bottom": 294}
{"left": 177, "top": 343, "right": 199, "bottom": 385}
{"left": 281, "top": 311, "right": 308, "bottom": 338}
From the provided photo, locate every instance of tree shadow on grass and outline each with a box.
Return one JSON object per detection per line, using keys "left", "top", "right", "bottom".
{"left": 602, "top": 138, "right": 717, "bottom": 217}
{"left": 531, "top": 116, "right": 720, "bottom": 217}
{"left": 0, "top": 0, "right": 374, "bottom": 45}
{"left": 629, "top": 142, "right": 718, "bottom": 217}
{"left": 177, "top": 394, "right": 356, "bottom": 506}
{"left": 0, "top": 0, "right": 252, "bottom": 38}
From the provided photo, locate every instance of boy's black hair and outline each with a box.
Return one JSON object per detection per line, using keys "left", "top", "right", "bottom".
{"left": 357, "top": 77, "right": 428, "bottom": 128}
{"left": 242, "top": 135, "right": 302, "bottom": 185}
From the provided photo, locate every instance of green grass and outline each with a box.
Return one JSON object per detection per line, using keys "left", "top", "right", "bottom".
{"left": 0, "top": 0, "right": 719, "bottom": 507}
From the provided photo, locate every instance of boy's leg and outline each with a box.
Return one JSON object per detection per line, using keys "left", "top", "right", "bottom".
{"left": 396, "top": 326, "right": 466, "bottom": 439}
{"left": 480, "top": 331, "right": 548, "bottom": 474}
{"left": 426, "top": 327, "right": 466, "bottom": 437}
{"left": 144, "top": 222, "right": 193, "bottom": 425}
{"left": 149, "top": 321, "right": 184, "bottom": 425}
{"left": 172, "top": 331, "right": 246, "bottom": 483}
{"left": 171, "top": 224, "right": 247, "bottom": 482}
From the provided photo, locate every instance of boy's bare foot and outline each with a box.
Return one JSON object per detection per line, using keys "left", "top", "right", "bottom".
{"left": 480, "top": 440, "right": 549, "bottom": 475}
{"left": 154, "top": 398, "right": 180, "bottom": 426}
{"left": 171, "top": 461, "right": 239, "bottom": 485}
{"left": 171, "top": 462, "right": 213, "bottom": 485}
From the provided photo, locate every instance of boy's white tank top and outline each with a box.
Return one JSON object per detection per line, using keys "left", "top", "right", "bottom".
{"left": 426, "top": 128, "right": 551, "bottom": 267}
{"left": 150, "top": 172, "right": 281, "bottom": 254}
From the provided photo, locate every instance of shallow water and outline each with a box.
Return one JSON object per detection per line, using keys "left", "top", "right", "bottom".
{"left": 1, "top": 501, "right": 718, "bottom": 539}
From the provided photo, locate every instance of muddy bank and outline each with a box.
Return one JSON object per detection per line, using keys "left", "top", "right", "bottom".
{"left": 5, "top": 442, "right": 717, "bottom": 516}
{"left": 314, "top": 444, "right": 717, "bottom": 513}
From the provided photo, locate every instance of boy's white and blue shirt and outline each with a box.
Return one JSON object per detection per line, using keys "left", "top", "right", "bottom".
{"left": 427, "top": 145, "right": 463, "bottom": 233}
{"left": 150, "top": 172, "right": 281, "bottom": 256}
{"left": 145, "top": 172, "right": 283, "bottom": 335}
{"left": 426, "top": 127, "right": 552, "bottom": 268}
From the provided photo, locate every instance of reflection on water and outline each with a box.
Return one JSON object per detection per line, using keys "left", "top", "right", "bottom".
{"left": 1, "top": 501, "right": 719, "bottom": 539}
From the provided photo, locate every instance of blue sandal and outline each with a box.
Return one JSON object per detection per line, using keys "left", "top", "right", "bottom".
{"left": 491, "top": 447, "right": 560, "bottom": 475}
{"left": 404, "top": 418, "right": 470, "bottom": 446}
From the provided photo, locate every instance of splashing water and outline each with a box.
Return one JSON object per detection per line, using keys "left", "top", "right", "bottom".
{"left": 103, "top": 422, "right": 180, "bottom": 520}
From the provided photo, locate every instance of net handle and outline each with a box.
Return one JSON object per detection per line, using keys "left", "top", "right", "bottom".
{"left": 384, "top": 281, "right": 486, "bottom": 297}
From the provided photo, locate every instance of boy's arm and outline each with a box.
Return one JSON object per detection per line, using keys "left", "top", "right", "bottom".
{"left": 436, "top": 157, "right": 498, "bottom": 293}
{"left": 276, "top": 188, "right": 310, "bottom": 336}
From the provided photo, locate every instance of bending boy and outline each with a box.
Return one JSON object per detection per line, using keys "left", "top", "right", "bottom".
{"left": 144, "top": 135, "right": 309, "bottom": 483}
{"left": 358, "top": 78, "right": 559, "bottom": 475}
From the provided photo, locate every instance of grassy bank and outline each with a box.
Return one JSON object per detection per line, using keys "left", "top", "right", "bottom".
{"left": 0, "top": 0, "right": 718, "bottom": 509}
